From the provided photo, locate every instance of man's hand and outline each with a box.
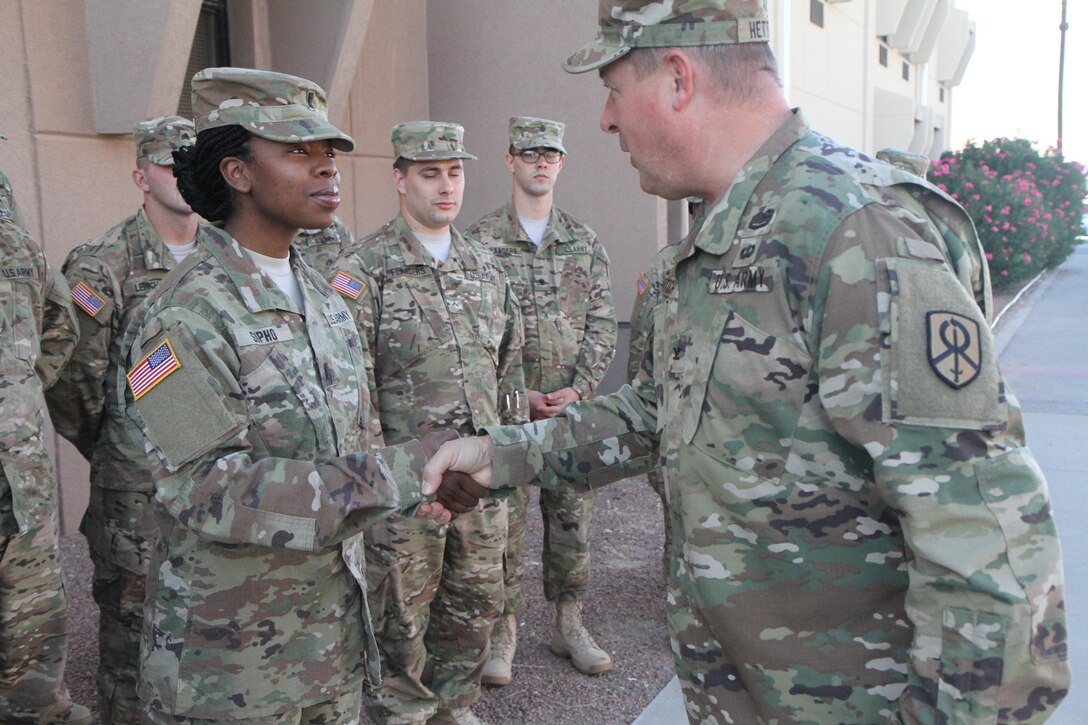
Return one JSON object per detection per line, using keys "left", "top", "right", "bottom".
{"left": 414, "top": 501, "right": 453, "bottom": 524}
{"left": 423, "top": 437, "right": 495, "bottom": 497}
{"left": 531, "top": 386, "right": 581, "bottom": 419}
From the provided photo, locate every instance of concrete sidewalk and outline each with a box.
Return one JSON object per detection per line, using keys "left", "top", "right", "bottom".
{"left": 634, "top": 244, "right": 1088, "bottom": 724}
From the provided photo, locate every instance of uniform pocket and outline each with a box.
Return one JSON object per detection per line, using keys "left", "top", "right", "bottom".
{"left": 0, "top": 280, "right": 34, "bottom": 365}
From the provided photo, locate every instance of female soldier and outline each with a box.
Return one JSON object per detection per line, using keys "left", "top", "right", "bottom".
{"left": 124, "top": 67, "right": 453, "bottom": 724}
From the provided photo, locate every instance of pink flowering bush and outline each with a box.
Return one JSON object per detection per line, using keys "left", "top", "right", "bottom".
{"left": 929, "top": 138, "right": 1086, "bottom": 289}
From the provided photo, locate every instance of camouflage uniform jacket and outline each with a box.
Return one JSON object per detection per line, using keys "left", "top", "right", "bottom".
{"left": 0, "top": 177, "right": 78, "bottom": 534}
{"left": 126, "top": 224, "right": 432, "bottom": 719}
{"left": 626, "top": 241, "right": 682, "bottom": 384}
{"left": 293, "top": 215, "right": 355, "bottom": 278}
{"left": 332, "top": 215, "right": 526, "bottom": 440}
{"left": 484, "top": 111, "right": 1069, "bottom": 722}
{"left": 45, "top": 208, "right": 182, "bottom": 489}
{"left": 465, "top": 201, "right": 616, "bottom": 398}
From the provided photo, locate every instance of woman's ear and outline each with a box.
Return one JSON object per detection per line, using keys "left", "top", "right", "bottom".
{"left": 220, "top": 156, "right": 253, "bottom": 194}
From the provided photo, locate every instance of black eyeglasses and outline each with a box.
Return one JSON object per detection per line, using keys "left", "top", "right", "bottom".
{"left": 517, "top": 149, "right": 563, "bottom": 164}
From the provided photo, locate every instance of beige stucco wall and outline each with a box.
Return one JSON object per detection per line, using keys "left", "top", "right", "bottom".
{"left": 2, "top": 0, "right": 429, "bottom": 533}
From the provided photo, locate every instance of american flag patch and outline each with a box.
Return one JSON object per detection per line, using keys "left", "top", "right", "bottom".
{"left": 636, "top": 273, "right": 649, "bottom": 297}
{"left": 332, "top": 271, "right": 366, "bottom": 300}
{"left": 71, "top": 281, "right": 106, "bottom": 317}
{"left": 127, "top": 340, "right": 181, "bottom": 400}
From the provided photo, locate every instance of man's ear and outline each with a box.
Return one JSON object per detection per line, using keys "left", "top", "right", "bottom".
{"left": 393, "top": 167, "right": 407, "bottom": 195}
{"left": 662, "top": 48, "right": 697, "bottom": 112}
{"left": 504, "top": 153, "right": 516, "bottom": 174}
{"left": 132, "top": 168, "right": 150, "bottom": 193}
{"left": 220, "top": 156, "right": 252, "bottom": 194}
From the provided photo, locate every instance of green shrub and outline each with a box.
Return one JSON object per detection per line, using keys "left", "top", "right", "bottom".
{"left": 929, "top": 139, "right": 1086, "bottom": 290}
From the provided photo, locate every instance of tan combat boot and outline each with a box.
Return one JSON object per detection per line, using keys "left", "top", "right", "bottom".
{"left": 549, "top": 601, "right": 613, "bottom": 675}
{"left": 429, "top": 707, "right": 490, "bottom": 725}
{"left": 480, "top": 613, "right": 516, "bottom": 685}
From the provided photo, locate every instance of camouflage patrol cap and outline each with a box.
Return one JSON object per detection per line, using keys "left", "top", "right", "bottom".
{"left": 191, "top": 67, "right": 355, "bottom": 152}
{"left": 509, "top": 116, "right": 567, "bottom": 154}
{"left": 391, "top": 121, "right": 477, "bottom": 162}
{"left": 563, "top": 0, "right": 771, "bottom": 74}
{"left": 133, "top": 116, "right": 195, "bottom": 166}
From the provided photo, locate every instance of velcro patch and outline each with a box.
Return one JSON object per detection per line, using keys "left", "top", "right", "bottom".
{"left": 331, "top": 271, "right": 366, "bottom": 299}
{"left": 128, "top": 339, "right": 181, "bottom": 400}
{"left": 71, "top": 281, "right": 106, "bottom": 317}
{"left": 236, "top": 325, "right": 295, "bottom": 346}
{"left": 927, "top": 311, "right": 982, "bottom": 389}
{"left": 636, "top": 272, "right": 649, "bottom": 297}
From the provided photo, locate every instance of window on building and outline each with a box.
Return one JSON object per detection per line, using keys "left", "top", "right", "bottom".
{"left": 177, "top": 0, "right": 230, "bottom": 118}
{"left": 902, "top": 61, "right": 910, "bottom": 82}
{"left": 810, "top": 0, "right": 825, "bottom": 28}
{"left": 879, "top": 43, "right": 888, "bottom": 67}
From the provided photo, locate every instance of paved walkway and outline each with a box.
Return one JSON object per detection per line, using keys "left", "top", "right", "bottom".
{"left": 634, "top": 244, "right": 1088, "bottom": 723}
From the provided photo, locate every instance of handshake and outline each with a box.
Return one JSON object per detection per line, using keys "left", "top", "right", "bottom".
{"left": 414, "top": 430, "right": 498, "bottom": 523}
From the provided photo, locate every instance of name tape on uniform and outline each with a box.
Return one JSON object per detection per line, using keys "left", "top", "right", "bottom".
{"left": 128, "top": 339, "right": 181, "bottom": 400}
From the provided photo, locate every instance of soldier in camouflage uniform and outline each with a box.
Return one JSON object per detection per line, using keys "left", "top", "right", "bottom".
{"left": 0, "top": 165, "right": 90, "bottom": 724}
{"left": 121, "top": 67, "right": 455, "bottom": 724}
{"left": 44, "top": 115, "right": 198, "bottom": 724}
{"left": 331, "top": 122, "right": 526, "bottom": 725}
{"left": 425, "top": 2, "right": 1071, "bottom": 722}
{"left": 465, "top": 117, "right": 617, "bottom": 683}
{"left": 293, "top": 216, "right": 355, "bottom": 276}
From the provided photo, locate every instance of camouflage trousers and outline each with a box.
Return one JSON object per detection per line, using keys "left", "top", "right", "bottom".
{"left": 81, "top": 488, "right": 156, "bottom": 725}
{"left": 646, "top": 468, "right": 672, "bottom": 557}
{"left": 143, "top": 686, "right": 361, "bottom": 724}
{"left": 364, "top": 499, "right": 506, "bottom": 724}
{"left": 0, "top": 518, "right": 80, "bottom": 724}
{"left": 503, "top": 485, "right": 593, "bottom": 613}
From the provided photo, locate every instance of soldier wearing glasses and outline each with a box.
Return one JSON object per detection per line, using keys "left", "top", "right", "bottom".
{"left": 466, "top": 117, "right": 617, "bottom": 685}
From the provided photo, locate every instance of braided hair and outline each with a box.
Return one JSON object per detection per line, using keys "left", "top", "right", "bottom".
{"left": 172, "top": 125, "right": 253, "bottom": 223}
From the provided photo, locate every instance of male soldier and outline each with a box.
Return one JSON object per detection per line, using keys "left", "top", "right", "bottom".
{"left": 465, "top": 117, "right": 616, "bottom": 683}
{"left": 331, "top": 121, "right": 525, "bottom": 725}
{"left": 44, "top": 116, "right": 198, "bottom": 723}
{"left": 425, "top": 2, "right": 1070, "bottom": 722}
{"left": 0, "top": 165, "right": 90, "bottom": 724}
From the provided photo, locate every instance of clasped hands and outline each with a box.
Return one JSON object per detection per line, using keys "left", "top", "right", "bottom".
{"left": 414, "top": 430, "right": 495, "bottom": 523}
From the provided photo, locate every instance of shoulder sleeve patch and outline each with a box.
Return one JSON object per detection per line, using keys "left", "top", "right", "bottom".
{"left": 71, "top": 280, "right": 107, "bottom": 317}
{"left": 127, "top": 339, "right": 181, "bottom": 400}
{"left": 331, "top": 270, "right": 366, "bottom": 300}
{"left": 636, "top": 272, "right": 649, "bottom": 297}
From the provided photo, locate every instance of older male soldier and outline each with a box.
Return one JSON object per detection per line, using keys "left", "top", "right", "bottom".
{"left": 330, "top": 122, "right": 526, "bottom": 725}
{"left": 424, "top": 2, "right": 1070, "bottom": 723}
{"left": 44, "top": 116, "right": 197, "bottom": 723}
{"left": 0, "top": 166, "right": 89, "bottom": 724}
{"left": 465, "top": 117, "right": 616, "bottom": 684}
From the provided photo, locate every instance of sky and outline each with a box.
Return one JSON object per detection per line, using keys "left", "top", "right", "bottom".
{"left": 951, "top": 0, "right": 1087, "bottom": 167}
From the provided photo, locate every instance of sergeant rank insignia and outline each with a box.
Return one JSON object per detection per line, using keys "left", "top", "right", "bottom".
{"left": 128, "top": 340, "right": 181, "bottom": 400}
{"left": 331, "top": 271, "right": 366, "bottom": 300}
{"left": 71, "top": 281, "right": 106, "bottom": 317}
{"left": 927, "top": 311, "right": 982, "bottom": 389}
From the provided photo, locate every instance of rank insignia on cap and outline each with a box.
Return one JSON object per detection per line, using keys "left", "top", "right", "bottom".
{"left": 636, "top": 272, "right": 649, "bottom": 297}
{"left": 128, "top": 339, "right": 181, "bottom": 400}
{"left": 927, "top": 311, "right": 982, "bottom": 389}
{"left": 71, "top": 281, "right": 106, "bottom": 317}
{"left": 332, "top": 271, "right": 366, "bottom": 300}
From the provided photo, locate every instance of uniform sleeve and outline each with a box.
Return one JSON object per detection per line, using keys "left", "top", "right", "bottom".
{"left": 815, "top": 204, "right": 1069, "bottom": 723}
{"left": 126, "top": 305, "right": 429, "bottom": 553}
{"left": 44, "top": 252, "right": 111, "bottom": 457}
{"left": 570, "top": 240, "right": 618, "bottom": 399}
{"left": 37, "top": 263, "right": 78, "bottom": 390}
{"left": 497, "top": 276, "right": 529, "bottom": 424}
{"left": 626, "top": 268, "right": 656, "bottom": 384}
{"left": 485, "top": 344, "right": 661, "bottom": 493}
